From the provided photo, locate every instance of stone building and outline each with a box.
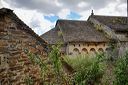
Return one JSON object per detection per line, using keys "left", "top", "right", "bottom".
{"left": 41, "top": 20, "right": 109, "bottom": 55}
{"left": 88, "top": 14, "right": 128, "bottom": 56}
{"left": 0, "top": 8, "right": 47, "bottom": 84}
{"left": 41, "top": 13, "right": 128, "bottom": 56}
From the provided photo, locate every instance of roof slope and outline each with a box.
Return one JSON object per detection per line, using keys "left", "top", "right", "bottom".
{"left": 41, "top": 19, "right": 109, "bottom": 44}
{"left": 57, "top": 20, "right": 109, "bottom": 43}
{"left": 0, "top": 8, "right": 47, "bottom": 49}
{"left": 91, "top": 15, "right": 128, "bottom": 32}
{"left": 41, "top": 28, "right": 64, "bottom": 44}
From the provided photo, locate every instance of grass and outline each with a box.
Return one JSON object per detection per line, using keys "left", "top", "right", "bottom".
{"left": 64, "top": 53, "right": 105, "bottom": 84}
{"left": 26, "top": 44, "right": 128, "bottom": 85}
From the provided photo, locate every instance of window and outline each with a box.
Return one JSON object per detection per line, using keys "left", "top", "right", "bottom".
{"left": 105, "top": 48, "right": 110, "bottom": 52}
{"left": 103, "top": 44, "right": 105, "bottom": 46}
{"left": 90, "top": 48, "right": 96, "bottom": 54}
{"left": 98, "top": 48, "right": 104, "bottom": 53}
{"left": 10, "top": 26, "right": 16, "bottom": 30}
{"left": 73, "top": 48, "right": 79, "bottom": 55}
{"left": 82, "top": 48, "right": 88, "bottom": 54}
{"left": 61, "top": 52, "right": 65, "bottom": 55}
{"left": 95, "top": 43, "right": 97, "bottom": 46}
{"left": 79, "top": 44, "right": 80, "bottom": 47}
{"left": 73, "top": 44, "right": 75, "bottom": 47}
{"left": 0, "top": 56, "right": 7, "bottom": 65}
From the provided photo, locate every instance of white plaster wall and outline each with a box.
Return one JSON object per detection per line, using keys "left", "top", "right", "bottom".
{"left": 67, "top": 42, "right": 108, "bottom": 55}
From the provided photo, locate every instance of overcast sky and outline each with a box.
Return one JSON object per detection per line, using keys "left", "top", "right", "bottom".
{"left": 0, "top": 0, "right": 127, "bottom": 35}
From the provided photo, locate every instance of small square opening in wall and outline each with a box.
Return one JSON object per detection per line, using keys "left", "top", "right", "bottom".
{"left": 95, "top": 44, "right": 97, "bottom": 46}
{"left": 87, "top": 44, "right": 89, "bottom": 47}
{"left": 103, "top": 43, "right": 105, "bottom": 46}
{"left": 0, "top": 55, "right": 7, "bottom": 65}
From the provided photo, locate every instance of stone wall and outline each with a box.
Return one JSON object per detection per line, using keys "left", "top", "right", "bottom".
{"left": 89, "top": 16, "right": 128, "bottom": 57}
{"left": 0, "top": 9, "right": 47, "bottom": 85}
{"left": 118, "top": 42, "right": 128, "bottom": 56}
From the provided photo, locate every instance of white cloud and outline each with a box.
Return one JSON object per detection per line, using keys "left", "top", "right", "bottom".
{"left": 16, "top": 9, "right": 55, "bottom": 35}
{"left": 2, "top": 0, "right": 55, "bottom": 35}
{"left": 79, "top": 10, "right": 91, "bottom": 20}
{"left": 116, "top": 3, "right": 127, "bottom": 16}
{"left": 1, "top": 0, "right": 127, "bottom": 35}
{"left": 96, "top": 1, "right": 127, "bottom": 16}
{"left": 55, "top": 0, "right": 63, "bottom": 7}
{"left": 1, "top": 0, "right": 8, "bottom": 8}
{"left": 3, "top": 0, "right": 118, "bottom": 15}
{"left": 3, "top": 0, "right": 62, "bottom": 14}
{"left": 14, "top": 9, "right": 36, "bottom": 24}
{"left": 78, "top": 2, "right": 88, "bottom": 8}
{"left": 57, "top": 8, "right": 70, "bottom": 19}
{"left": 0, "top": 0, "right": 3, "bottom": 8}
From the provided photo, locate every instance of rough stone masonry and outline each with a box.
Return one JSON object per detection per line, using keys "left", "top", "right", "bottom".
{"left": 0, "top": 8, "right": 48, "bottom": 85}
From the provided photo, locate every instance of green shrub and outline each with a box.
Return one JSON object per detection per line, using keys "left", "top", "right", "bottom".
{"left": 64, "top": 53, "right": 105, "bottom": 85}
{"left": 114, "top": 51, "right": 128, "bottom": 85}
{"left": 49, "top": 45, "right": 62, "bottom": 76}
{"left": 49, "top": 45, "right": 73, "bottom": 84}
{"left": 24, "top": 76, "right": 34, "bottom": 85}
{"left": 26, "top": 44, "right": 72, "bottom": 84}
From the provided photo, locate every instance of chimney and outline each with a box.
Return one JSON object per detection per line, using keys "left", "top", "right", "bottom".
{"left": 91, "top": 10, "right": 94, "bottom": 16}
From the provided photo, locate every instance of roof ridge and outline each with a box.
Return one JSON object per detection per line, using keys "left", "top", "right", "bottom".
{"left": 57, "top": 19, "right": 86, "bottom": 22}
{"left": 93, "top": 15, "right": 127, "bottom": 18}
{"left": 0, "top": 7, "right": 13, "bottom": 12}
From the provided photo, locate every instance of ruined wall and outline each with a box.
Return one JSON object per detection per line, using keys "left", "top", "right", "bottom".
{"left": 0, "top": 10, "right": 47, "bottom": 85}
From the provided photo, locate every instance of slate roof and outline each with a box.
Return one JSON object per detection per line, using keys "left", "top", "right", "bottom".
{"left": 0, "top": 8, "right": 47, "bottom": 49}
{"left": 91, "top": 15, "right": 128, "bottom": 32}
{"left": 41, "top": 19, "right": 109, "bottom": 44}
